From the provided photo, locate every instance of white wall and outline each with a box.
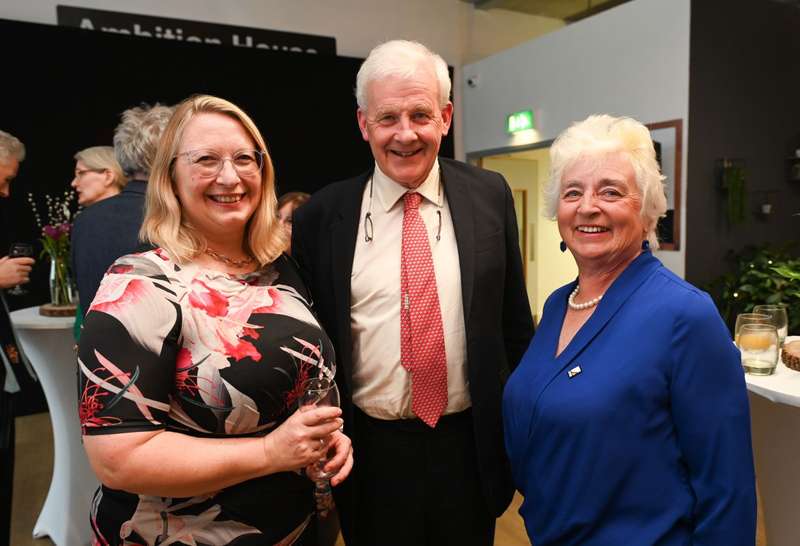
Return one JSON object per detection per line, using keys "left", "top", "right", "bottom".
{"left": 0, "top": 0, "right": 562, "bottom": 161}
{"left": 461, "top": 0, "right": 691, "bottom": 277}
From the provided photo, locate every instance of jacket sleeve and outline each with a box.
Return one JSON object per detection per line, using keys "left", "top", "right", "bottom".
{"left": 669, "top": 292, "right": 756, "bottom": 545}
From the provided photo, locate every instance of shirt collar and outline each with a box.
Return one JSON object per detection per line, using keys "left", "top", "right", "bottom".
{"left": 373, "top": 159, "right": 442, "bottom": 212}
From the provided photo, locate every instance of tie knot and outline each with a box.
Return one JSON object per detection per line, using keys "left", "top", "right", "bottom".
{"left": 404, "top": 192, "right": 422, "bottom": 210}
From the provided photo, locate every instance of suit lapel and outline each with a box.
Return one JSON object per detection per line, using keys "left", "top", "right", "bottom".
{"left": 547, "top": 252, "right": 662, "bottom": 381}
{"left": 441, "top": 162, "right": 475, "bottom": 329}
{"left": 329, "top": 171, "right": 370, "bottom": 393}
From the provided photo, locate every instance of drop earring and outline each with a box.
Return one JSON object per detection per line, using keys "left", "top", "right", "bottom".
{"left": 641, "top": 240, "right": 650, "bottom": 250}
{"left": 560, "top": 241, "right": 567, "bottom": 252}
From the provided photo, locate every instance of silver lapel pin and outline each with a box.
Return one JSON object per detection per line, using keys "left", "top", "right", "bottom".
{"left": 567, "top": 365, "right": 582, "bottom": 378}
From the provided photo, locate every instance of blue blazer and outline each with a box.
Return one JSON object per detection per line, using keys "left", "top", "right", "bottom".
{"left": 503, "top": 251, "right": 756, "bottom": 546}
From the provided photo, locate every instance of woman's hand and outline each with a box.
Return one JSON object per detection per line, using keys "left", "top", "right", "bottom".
{"left": 319, "top": 429, "right": 353, "bottom": 486}
{"left": 262, "top": 406, "right": 343, "bottom": 473}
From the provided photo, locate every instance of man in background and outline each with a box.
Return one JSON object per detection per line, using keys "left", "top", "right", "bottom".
{"left": 71, "top": 103, "right": 173, "bottom": 315}
{"left": 293, "top": 40, "right": 534, "bottom": 545}
{"left": 0, "top": 129, "right": 32, "bottom": 546}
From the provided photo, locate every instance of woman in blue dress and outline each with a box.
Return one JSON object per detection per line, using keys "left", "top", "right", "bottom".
{"left": 503, "top": 114, "right": 756, "bottom": 546}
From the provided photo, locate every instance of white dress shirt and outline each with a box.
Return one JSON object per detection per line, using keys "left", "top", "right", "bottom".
{"left": 350, "top": 160, "right": 470, "bottom": 420}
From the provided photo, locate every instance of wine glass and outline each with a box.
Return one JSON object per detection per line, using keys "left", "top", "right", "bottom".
{"left": 300, "top": 376, "right": 340, "bottom": 480}
{"left": 753, "top": 304, "right": 789, "bottom": 347}
{"left": 7, "top": 242, "right": 34, "bottom": 296}
{"left": 738, "top": 323, "right": 779, "bottom": 375}
{"left": 734, "top": 313, "right": 770, "bottom": 347}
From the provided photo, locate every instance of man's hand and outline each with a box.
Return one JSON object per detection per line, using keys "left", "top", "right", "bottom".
{"left": 0, "top": 256, "right": 35, "bottom": 289}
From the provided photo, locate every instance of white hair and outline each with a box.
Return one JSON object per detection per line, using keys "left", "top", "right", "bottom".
{"left": 544, "top": 114, "right": 668, "bottom": 249}
{"left": 0, "top": 130, "right": 25, "bottom": 163}
{"left": 355, "top": 40, "right": 451, "bottom": 110}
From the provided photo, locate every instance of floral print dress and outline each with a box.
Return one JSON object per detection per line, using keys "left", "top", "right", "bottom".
{"left": 78, "top": 249, "right": 335, "bottom": 546}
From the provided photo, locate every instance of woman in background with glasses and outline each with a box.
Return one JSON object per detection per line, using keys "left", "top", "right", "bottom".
{"left": 77, "top": 95, "right": 353, "bottom": 545}
{"left": 70, "top": 146, "right": 127, "bottom": 206}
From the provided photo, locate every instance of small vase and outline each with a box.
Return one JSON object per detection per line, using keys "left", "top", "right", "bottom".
{"left": 49, "top": 255, "right": 74, "bottom": 306}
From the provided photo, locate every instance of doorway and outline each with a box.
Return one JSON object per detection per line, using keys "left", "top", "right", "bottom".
{"left": 474, "top": 145, "right": 577, "bottom": 323}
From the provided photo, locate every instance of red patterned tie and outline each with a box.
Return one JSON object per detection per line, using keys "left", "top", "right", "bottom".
{"left": 400, "top": 192, "right": 448, "bottom": 427}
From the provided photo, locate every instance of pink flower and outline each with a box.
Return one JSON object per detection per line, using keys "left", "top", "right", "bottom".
{"left": 188, "top": 280, "right": 229, "bottom": 318}
{"left": 42, "top": 224, "right": 60, "bottom": 238}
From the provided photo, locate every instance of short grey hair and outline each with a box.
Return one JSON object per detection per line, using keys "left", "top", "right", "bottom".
{"left": 0, "top": 130, "right": 25, "bottom": 164}
{"left": 113, "top": 103, "right": 175, "bottom": 178}
{"left": 355, "top": 40, "right": 451, "bottom": 110}
{"left": 544, "top": 114, "right": 667, "bottom": 249}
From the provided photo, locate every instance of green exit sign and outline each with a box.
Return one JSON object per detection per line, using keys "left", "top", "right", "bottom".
{"left": 507, "top": 110, "right": 534, "bottom": 134}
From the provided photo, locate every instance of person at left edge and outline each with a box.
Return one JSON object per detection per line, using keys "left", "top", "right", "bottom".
{"left": 292, "top": 40, "right": 534, "bottom": 546}
{"left": 0, "top": 129, "right": 31, "bottom": 546}
{"left": 78, "top": 95, "right": 353, "bottom": 545}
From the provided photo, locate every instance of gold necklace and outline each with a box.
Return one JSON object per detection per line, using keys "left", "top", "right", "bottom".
{"left": 204, "top": 248, "right": 255, "bottom": 268}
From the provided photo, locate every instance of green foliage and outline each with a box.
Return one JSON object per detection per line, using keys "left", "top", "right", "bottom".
{"left": 706, "top": 244, "right": 800, "bottom": 335}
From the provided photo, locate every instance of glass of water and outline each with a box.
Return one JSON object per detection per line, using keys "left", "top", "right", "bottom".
{"left": 738, "top": 323, "right": 779, "bottom": 376}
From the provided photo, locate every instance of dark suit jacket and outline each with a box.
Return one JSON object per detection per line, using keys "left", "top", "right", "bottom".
{"left": 71, "top": 180, "right": 147, "bottom": 313}
{"left": 292, "top": 158, "right": 534, "bottom": 521}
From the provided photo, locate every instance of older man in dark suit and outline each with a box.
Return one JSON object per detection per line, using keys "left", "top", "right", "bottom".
{"left": 293, "top": 40, "right": 534, "bottom": 546}
{"left": 71, "top": 103, "right": 172, "bottom": 314}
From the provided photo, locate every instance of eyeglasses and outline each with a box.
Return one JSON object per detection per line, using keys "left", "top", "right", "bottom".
{"left": 74, "top": 168, "right": 106, "bottom": 178}
{"left": 174, "top": 149, "right": 265, "bottom": 179}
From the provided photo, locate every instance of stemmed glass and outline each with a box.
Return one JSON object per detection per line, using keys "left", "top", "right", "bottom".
{"left": 300, "top": 376, "right": 340, "bottom": 517}
{"left": 300, "top": 377, "right": 340, "bottom": 479}
{"left": 7, "top": 243, "right": 34, "bottom": 296}
{"left": 753, "top": 305, "right": 789, "bottom": 347}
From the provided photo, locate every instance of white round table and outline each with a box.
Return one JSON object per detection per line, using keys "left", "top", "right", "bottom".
{"left": 10, "top": 306, "right": 97, "bottom": 546}
{"left": 745, "top": 335, "right": 800, "bottom": 546}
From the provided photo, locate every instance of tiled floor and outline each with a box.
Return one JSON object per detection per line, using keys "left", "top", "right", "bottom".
{"left": 11, "top": 412, "right": 766, "bottom": 546}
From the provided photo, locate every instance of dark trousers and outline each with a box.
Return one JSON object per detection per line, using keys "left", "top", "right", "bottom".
{"left": 343, "top": 408, "right": 494, "bottom": 546}
{"left": 0, "top": 391, "right": 14, "bottom": 546}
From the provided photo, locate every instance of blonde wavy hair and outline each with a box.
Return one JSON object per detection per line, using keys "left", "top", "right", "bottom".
{"left": 544, "top": 114, "right": 667, "bottom": 250}
{"left": 140, "top": 95, "right": 286, "bottom": 266}
{"left": 74, "top": 146, "right": 128, "bottom": 190}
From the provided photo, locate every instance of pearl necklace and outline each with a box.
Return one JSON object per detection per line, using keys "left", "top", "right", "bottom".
{"left": 204, "top": 248, "right": 255, "bottom": 268}
{"left": 568, "top": 285, "right": 603, "bottom": 311}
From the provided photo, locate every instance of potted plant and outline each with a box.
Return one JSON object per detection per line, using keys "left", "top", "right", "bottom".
{"left": 707, "top": 244, "right": 800, "bottom": 335}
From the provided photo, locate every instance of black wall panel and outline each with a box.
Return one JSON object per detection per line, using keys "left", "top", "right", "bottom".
{"left": 0, "top": 17, "right": 455, "bottom": 309}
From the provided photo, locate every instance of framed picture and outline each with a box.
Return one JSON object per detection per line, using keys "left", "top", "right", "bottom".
{"left": 512, "top": 189, "right": 527, "bottom": 274}
{"left": 646, "top": 119, "right": 683, "bottom": 251}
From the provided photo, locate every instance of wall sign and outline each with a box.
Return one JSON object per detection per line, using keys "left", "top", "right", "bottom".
{"left": 56, "top": 5, "right": 337, "bottom": 55}
{"left": 506, "top": 110, "right": 534, "bottom": 134}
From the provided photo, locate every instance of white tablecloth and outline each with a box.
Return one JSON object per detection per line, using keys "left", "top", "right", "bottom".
{"left": 745, "top": 336, "right": 800, "bottom": 406}
{"left": 744, "top": 335, "right": 800, "bottom": 546}
{"left": 10, "top": 306, "right": 97, "bottom": 546}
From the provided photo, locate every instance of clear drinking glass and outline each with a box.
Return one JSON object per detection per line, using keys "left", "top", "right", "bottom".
{"left": 753, "top": 304, "right": 789, "bottom": 347}
{"left": 300, "top": 377, "right": 340, "bottom": 480}
{"left": 739, "top": 323, "right": 779, "bottom": 376}
{"left": 734, "top": 313, "right": 771, "bottom": 347}
{"left": 7, "top": 242, "right": 34, "bottom": 296}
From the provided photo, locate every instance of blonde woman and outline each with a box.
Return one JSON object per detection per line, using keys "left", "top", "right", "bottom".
{"left": 70, "top": 146, "right": 127, "bottom": 206}
{"left": 78, "top": 95, "right": 352, "bottom": 545}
